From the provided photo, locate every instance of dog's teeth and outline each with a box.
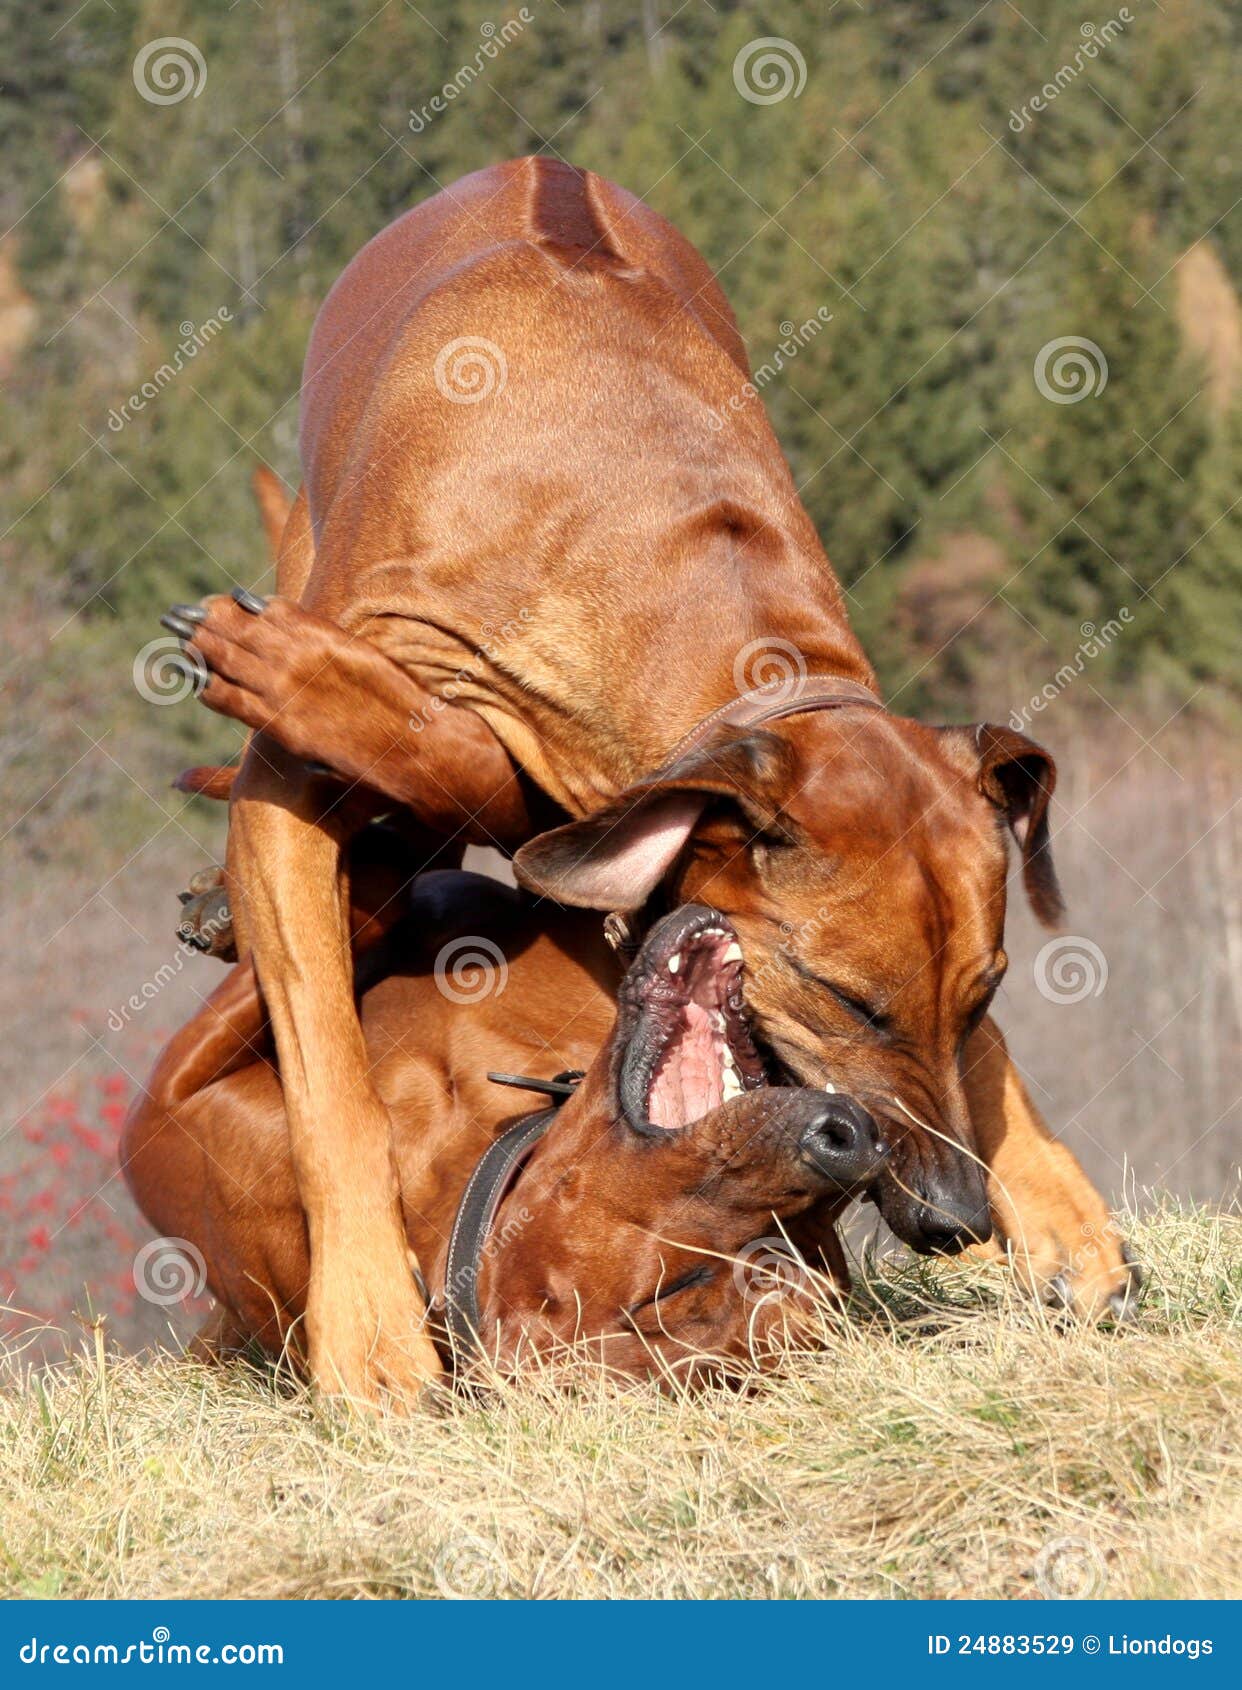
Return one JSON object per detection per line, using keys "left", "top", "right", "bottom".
{"left": 667, "top": 953, "right": 681, "bottom": 974}
{"left": 722, "top": 1066, "right": 742, "bottom": 1101}
{"left": 723, "top": 942, "right": 743, "bottom": 964}
{"left": 822, "top": 1080, "right": 837, "bottom": 1094}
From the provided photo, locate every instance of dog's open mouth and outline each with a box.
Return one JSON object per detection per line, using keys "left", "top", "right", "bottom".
{"left": 617, "top": 907, "right": 767, "bottom": 1133}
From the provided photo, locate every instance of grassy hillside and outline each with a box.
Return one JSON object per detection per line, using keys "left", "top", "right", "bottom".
{"left": 1, "top": 1205, "right": 1238, "bottom": 1600}
{"left": 0, "top": 0, "right": 1236, "bottom": 1430}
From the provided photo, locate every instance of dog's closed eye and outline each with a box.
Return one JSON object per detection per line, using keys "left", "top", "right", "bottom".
{"left": 625, "top": 1262, "right": 715, "bottom": 1318}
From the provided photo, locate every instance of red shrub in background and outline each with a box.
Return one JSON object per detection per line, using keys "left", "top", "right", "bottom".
{"left": 1, "top": 1057, "right": 211, "bottom": 1359}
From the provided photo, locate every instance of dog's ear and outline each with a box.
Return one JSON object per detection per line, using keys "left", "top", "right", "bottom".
{"left": 968, "top": 724, "right": 1063, "bottom": 926}
{"left": 513, "top": 732, "right": 792, "bottom": 911}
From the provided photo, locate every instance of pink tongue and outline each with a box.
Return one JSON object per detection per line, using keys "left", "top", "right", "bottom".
{"left": 648, "top": 1002, "right": 722, "bottom": 1129}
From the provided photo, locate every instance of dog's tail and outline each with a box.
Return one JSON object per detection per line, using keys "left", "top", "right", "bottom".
{"left": 174, "top": 763, "right": 236, "bottom": 801}
{"left": 252, "top": 465, "right": 293, "bottom": 566}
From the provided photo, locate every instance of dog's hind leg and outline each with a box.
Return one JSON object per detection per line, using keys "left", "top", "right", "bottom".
{"left": 187, "top": 1304, "right": 255, "bottom": 1366}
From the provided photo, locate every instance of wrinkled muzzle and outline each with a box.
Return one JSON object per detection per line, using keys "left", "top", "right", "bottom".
{"left": 866, "top": 1096, "right": 992, "bottom": 1254}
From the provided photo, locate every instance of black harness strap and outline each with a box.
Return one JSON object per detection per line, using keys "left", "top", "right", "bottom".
{"left": 441, "top": 1072, "right": 583, "bottom": 1362}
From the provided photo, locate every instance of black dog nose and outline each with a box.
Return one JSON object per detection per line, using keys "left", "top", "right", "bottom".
{"left": 911, "top": 1197, "right": 993, "bottom": 1255}
{"left": 798, "top": 1095, "right": 886, "bottom": 1186}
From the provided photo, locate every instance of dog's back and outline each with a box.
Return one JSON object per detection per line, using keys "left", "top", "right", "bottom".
{"left": 301, "top": 156, "right": 748, "bottom": 494}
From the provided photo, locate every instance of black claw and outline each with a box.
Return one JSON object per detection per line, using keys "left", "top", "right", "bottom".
{"left": 1108, "top": 1275, "right": 1143, "bottom": 1322}
{"left": 232, "top": 587, "right": 268, "bottom": 614}
{"left": 170, "top": 603, "right": 207, "bottom": 624}
{"left": 1045, "top": 1272, "right": 1073, "bottom": 1312}
{"left": 160, "top": 612, "right": 198, "bottom": 640}
{"left": 170, "top": 655, "right": 206, "bottom": 695}
{"left": 304, "top": 761, "right": 336, "bottom": 779}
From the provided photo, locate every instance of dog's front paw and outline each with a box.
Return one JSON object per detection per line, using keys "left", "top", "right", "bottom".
{"left": 969, "top": 1216, "right": 1143, "bottom": 1324}
{"left": 158, "top": 590, "right": 330, "bottom": 754}
{"left": 176, "top": 865, "right": 236, "bottom": 961}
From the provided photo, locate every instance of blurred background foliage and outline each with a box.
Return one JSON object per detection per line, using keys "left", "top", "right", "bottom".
{"left": 0, "top": 4, "right": 1238, "bottom": 1344}
{"left": 1, "top": 0, "right": 1238, "bottom": 856}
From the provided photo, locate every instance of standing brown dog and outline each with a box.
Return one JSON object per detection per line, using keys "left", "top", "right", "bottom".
{"left": 124, "top": 877, "right": 886, "bottom": 1381}
{"left": 161, "top": 158, "right": 1132, "bottom": 1400}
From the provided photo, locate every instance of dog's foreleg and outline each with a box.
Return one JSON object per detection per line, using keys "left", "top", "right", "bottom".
{"left": 227, "top": 737, "right": 443, "bottom": 1405}
{"left": 962, "top": 1018, "right": 1140, "bottom": 1322}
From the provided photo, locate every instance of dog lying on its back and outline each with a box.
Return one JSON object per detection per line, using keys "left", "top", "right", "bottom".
{"left": 123, "top": 837, "right": 885, "bottom": 1383}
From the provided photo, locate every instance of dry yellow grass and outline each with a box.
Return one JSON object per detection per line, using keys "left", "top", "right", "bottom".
{"left": 1, "top": 1203, "right": 1238, "bottom": 1601}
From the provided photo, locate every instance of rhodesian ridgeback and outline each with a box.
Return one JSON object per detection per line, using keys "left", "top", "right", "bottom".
{"left": 124, "top": 861, "right": 886, "bottom": 1381}
{"left": 158, "top": 157, "right": 1134, "bottom": 1400}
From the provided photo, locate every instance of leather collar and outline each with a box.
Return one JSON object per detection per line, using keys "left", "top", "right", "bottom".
{"left": 441, "top": 1072, "right": 583, "bottom": 1363}
{"left": 661, "top": 674, "right": 883, "bottom": 770}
